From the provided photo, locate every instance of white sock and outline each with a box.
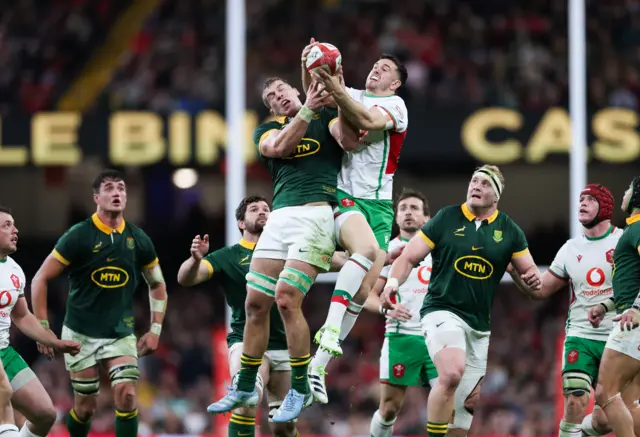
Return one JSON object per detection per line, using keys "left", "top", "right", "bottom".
{"left": 323, "top": 254, "right": 373, "bottom": 329}
{"left": 559, "top": 420, "right": 582, "bottom": 437}
{"left": 370, "top": 410, "right": 396, "bottom": 437}
{"left": 0, "top": 424, "right": 21, "bottom": 436}
{"left": 312, "top": 301, "right": 364, "bottom": 369}
{"left": 19, "top": 424, "right": 41, "bottom": 437}
{"left": 581, "top": 414, "right": 608, "bottom": 437}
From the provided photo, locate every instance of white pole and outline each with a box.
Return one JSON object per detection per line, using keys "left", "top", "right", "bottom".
{"left": 226, "top": 0, "right": 246, "bottom": 327}
{"left": 569, "top": 0, "right": 587, "bottom": 239}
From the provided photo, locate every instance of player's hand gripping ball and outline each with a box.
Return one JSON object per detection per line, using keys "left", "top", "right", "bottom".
{"left": 305, "top": 42, "right": 342, "bottom": 75}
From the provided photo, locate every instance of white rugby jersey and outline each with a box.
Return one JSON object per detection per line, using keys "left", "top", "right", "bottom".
{"left": 337, "top": 88, "right": 408, "bottom": 201}
{"left": 548, "top": 226, "right": 622, "bottom": 341}
{"left": 380, "top": 236, "right": 431, "bottom": 335}
{"left": 0, "top": 257, "right": 25, "bottom": 350}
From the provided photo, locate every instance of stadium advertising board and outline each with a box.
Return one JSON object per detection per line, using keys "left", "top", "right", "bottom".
{"left": 0, "top": 107, "right": 638, "bottom": 166}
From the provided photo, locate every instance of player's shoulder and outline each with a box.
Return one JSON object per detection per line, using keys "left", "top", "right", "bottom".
{"left": 437, "top": 204, "right": 463, "bottom": 218}
{"left": 256, "top": 117, "right": 285, "bottom": 132}
{"left": 4, "top": 256, "right": 24, "bottom": 274}
{"left": 208, "top": 244, "right": 239, "bottom": 259}
{"left": 497, "top": 210, "right": 522, "bottom": 228}
{"left": 62, "top": 218, "right": 93, "bottom": 238}
{"left": 611, "top": 226, "right": 625, "bottom": 239}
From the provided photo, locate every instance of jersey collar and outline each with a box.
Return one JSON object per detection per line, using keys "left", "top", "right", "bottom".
{"left": 239, "top": 238, "right": 256, "bottom": 250}
{"left": 627, "top": 213, "right": 640, "bottom": 225}
{"left": 461, "top": 203, "right": 499, "bottom": 224}
{"left": 91, "top": 213, "right": 126, "bottom": 235}
{"left": 585, "top": 225, "right": 614, "bottom": 241}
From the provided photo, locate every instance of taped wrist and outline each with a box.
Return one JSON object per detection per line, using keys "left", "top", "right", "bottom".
{"left": 298, "top": 105, "right": 315, "bottom": 123}
{"left": 150, "top": 296, "right": 167, "bottom": 313}
{"left": 601, "top": 298, "right": 615, "bottom": 312}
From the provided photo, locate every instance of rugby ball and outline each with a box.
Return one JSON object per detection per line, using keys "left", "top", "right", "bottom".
{"left": 305, "top": 42, "right": 342, "bottom": 75}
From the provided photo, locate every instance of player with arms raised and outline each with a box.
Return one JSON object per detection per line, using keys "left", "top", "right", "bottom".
{"left": 509, "top": 185, "right": 623, "bottom": 437}
{"left": 361, "top": 190, "right": 438, "bottom": 437}
{"left": 207, "top": 77, "right": 358, "bottom": 422}
{"left": 590, "top": 176, "right": 640, "bottom": 437}
{"left": 178, "top": 196, "right": 298, "bottom": 437}
{"left": 31, "top": 169, "right": 168, "bottom": 437}
{"left": 0, "top": 206, "right": 80, "bottom": 437}
{"left": 381, "top": 165, "right": 543, "bottom": 437}
{"left": 301, "top": 41, "right": 409, "bottom": 403}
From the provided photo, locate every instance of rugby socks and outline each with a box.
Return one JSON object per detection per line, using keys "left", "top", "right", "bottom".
{"left": 426, "top": 421, "right": 448, "bottom": 437}
{"left": 115, "top": 409, "right": 138, "bottom": 437}
{"left": 0, "top": 424, "right": 20, "bottom": 437}
{"left": 66, "top": 409, "right": 91, "bottom": 437}
{"left": 237, "top": 353, "right": 262, "bottom": 393}
{"left": 559, "top": 420, "right": 582, "bottom": 437}
{"left": 370, "top": 410, "right": 396, "bottom": 437}
{"left": 19, "top": 424, "right": 42, "bottom": 437}
{"left": 312, "top": 301, "right": 364, "bottom": 368}
{"left": 324, "top": 254, "right": 373, "bottom": 328}
{"left": 290, "top": 354, "right": 312, "bottom": 394}
{"left": 581, "top": 414, "right": 609, "bottom": 436}
{"left": 229, "top": 413, "right": 255, "bottom": 437}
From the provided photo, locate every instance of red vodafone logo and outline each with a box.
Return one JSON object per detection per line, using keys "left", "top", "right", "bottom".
{"left": 586, "top": 267, "right": 606, "bottom": 287}
{"left": 0, "top": 291, "right": 13, "bottom": 310}
{"left": 417, "top": 266, "right": 431, "bottom": 285}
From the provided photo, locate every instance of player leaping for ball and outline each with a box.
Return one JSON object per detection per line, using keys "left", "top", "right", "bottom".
{"left": 206, "top": 77, "right": 358, "bottom": 422}
{"left": 381, "top": 165, "right": 544, "bottom": 437}
{"left": 588, "top": 176, "right": 640, "bottom": 437}
{"left": 0, "top": 205, "right": 81, "bottom": 437}
{"left": 31, "top": 169, "right": 168, "bottom": 437}
{"left": 507, "top": 185, "right": 625, "bottom": 437}
{"left": 301, "top": 40, "right": 409, "bottom": 404}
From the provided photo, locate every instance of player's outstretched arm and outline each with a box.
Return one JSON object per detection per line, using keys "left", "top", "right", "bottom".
{"left": 311, "top": 69, "right": 391, "bottom": 131}
{"left": 260, "top": 82, "right": 332, "bottom": 158}
{"left": 382, "top": 235, "right": 432, "bottom": 308}
{"left": 11, "top": 298, "right": 80, "bottom": 355}
{"left": 177, "top": 234, "right": 212, "bottom": 286}
{"left": 329, "top": 110, "right": 359, "bottom": 151}
{"left": 510, "top": 252, "right": 545, "bottom": 298}
{"left": 140, "top": 262, "right": 168, "bottom": 356}
{"left": 31, "top": 255, "right": 66, "bottom": 327}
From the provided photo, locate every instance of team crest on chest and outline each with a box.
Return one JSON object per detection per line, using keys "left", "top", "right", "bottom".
{"left": 9, "top": 274, "right": 20, "bottom": 290}
{"left": 605, "top": 249, "right": 614, "bottom": 264}
{"left": 126, "top": 237, "right": 135, "bottom": 250}
{"left": 493, "top": 230, "right": 503, "bottom": 243}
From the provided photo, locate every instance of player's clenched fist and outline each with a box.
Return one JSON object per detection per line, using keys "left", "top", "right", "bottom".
{"left": 190, "top": 234, "right": 209, "bottom": 260}
{"left": 54, "top": 339, "right": 82, "bottom": 356}
{"left": 381, "top": 278, "right": 399, "bottom": 309}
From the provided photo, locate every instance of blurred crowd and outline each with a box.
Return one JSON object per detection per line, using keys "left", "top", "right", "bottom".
{"left": 10, "top": 233, "right": 568, "bottom": 436}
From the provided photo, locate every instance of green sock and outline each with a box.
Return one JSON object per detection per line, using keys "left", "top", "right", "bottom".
{"left": 229, "top": 412, "right": 256, "bottom": 437}
{"left": 290, "top": 354, "right": 311, "bottom": 394}
{"left": 66, "top": 409, "right": 91, "bottom": 437}
{"left": 426, "top": 421, "right": 448, "bottom": 437}
{"left": 237, "top": 353, "right": 262, "bottom": 392}
{"left": 115, "top": 409, "right": 139, "bottom": 437}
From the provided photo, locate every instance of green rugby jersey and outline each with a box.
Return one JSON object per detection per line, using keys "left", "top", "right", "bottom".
{"left": 419, "top": 204, "right": 529, "bottom": 331}
{"left": 52, "top": 214, "right": 158, "bottom": 338}
{"left": 612, "top": 214, "right": 640, "bottom": 312}
{"left": 253, "top": 108, "right": 343, "bottom": 210}
{"left": 202, "top": 239, "right": 287, "bottom": 350}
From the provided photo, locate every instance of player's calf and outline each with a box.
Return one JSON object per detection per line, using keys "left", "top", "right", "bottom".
{"left": 108, "top": 361, "right": 141, "bottom": 437}
{"left": 560, "top": 372, "right": 591, "bottom": 437}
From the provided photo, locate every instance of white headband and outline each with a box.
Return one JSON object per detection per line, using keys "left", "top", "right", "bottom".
{"left": 473, "top": 168, "right": 503, "bottom": 200}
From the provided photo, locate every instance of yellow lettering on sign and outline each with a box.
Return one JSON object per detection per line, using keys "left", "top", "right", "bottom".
{"left": 168, "top": 112, "right": 191, "bottom": 165}
{"left": 461, "top": 108, "right": 523, "bottom": 164}
{"left": 110, "top": 112, "right": 164, "bottom": 165}
{"left": 32, "top": 113, "right": 82, "bottom": 165}
{"left": 592, "top": 108, "right": 640, "bottom": 163}
{"left": 0, "top": 119, "right": 28, "bottom": 166}
{"left": 525, "top": 108, "right": 571, "bottom": 163}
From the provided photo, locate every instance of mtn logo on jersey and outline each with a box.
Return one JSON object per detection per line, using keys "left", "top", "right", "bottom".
{"left": 283, "top": 138, "right": 321, "bottom": 159}
{"left": 454, "top": 256, "right": 494, "bottom": 280}
{"left": 606, "top": 249, "right": 614, "bottom": 264}
{"left": 91, "top": 266, "right": 130, "bottom": 289}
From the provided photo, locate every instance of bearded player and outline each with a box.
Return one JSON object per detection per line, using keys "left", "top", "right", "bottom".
{"left": 359, "top": 190, "right": 438, "bottom": 437}
{"left": 381, "top": 165, "right": 543, "bottom": 437}
{"left": 588, "top": 176, "right": 640, "bottom": 437}
{"left": 0, "top": 206, "right": 81, "bottom": 437}
{"left": 31, "top": 169, "right": 168, "bottom": 437}
{"left": 508, "top": 185, "right": 625, "bottom": 437}
{"left": 301, "top": 41, "right": 409, "bottom": 404}
{"left": 207, "top": 77, "right": 358, "bottom": 422}
{"left": 178, "top": 196, "right": 299, "bottom": 437}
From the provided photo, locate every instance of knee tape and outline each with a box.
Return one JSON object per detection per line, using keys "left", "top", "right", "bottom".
{"left": 452, "top": 373, "right": 483, "bottom": 430}
{"left": 278, "top": 267, "right": 313, "bottom": 295}
{"left": 563, "top": 371, "right": 592, "bottom": 396}
{"left": 246, "top": 270, "right": 277, "bottom": 297}
{"left": 268, "top": 401, "right": 297, "bottom": 423}
{"left": 108, "top": 363, "right": 140, "bottom": 387}
{"left": 71, "top": 376, "right": 100, "bottom": 396}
